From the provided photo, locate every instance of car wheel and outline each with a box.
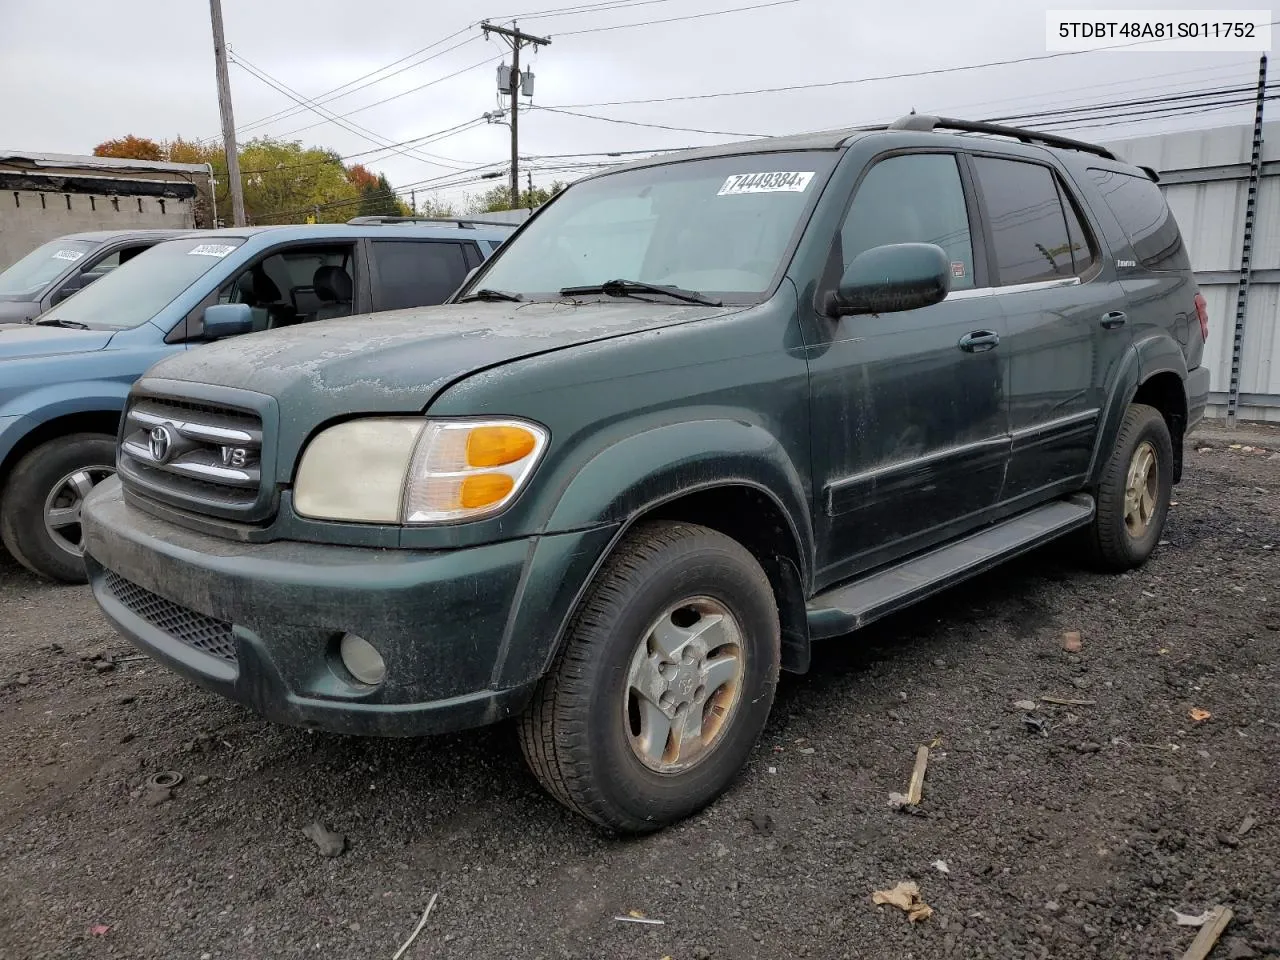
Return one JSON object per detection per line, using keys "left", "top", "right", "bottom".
{"left": 0, "top": 434, "right": 116, "bottom": 583}
{"left": 518, "top": 520, "right": 780, "bottom": 834}
{"left": 1085, "top": 403, "right": 1173, "bottom": 571}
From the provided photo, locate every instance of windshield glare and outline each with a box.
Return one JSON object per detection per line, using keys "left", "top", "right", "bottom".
{"left": 470, "top": 152, "right": 838, "bottom": 301}
{"left": 37, "top": 237, "right": 245, "bottom": 329}
{"left": 0, "top": 239, "right": 98, "bottom": 301}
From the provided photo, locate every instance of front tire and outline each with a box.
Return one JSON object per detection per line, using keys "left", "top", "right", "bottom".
{"left": 1085, "top": 403, "right": 1173, "bottom": 571}
{"left": 518, "top": 521, "right": 780, "bottom": 834}
{"left": 0, "top": 434, "right": 116, "bottom": 583}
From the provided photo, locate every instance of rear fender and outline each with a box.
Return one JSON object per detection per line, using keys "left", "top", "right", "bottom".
{"left": 1087, "top": 334, "right": 1189, "bottom": 486}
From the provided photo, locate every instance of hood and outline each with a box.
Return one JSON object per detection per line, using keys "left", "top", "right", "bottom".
{"left": 0, "top": 323, "right": 115, "bottom": 359}
{"left": 142, "top": 300, "right": 738, "bottom": 413}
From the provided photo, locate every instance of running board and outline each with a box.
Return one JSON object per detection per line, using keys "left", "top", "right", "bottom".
{"left": 806, "top": 494, "right": 1095, "bottom": 640}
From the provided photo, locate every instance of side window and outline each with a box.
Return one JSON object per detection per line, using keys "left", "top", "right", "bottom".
{"left": 1087, "top": 168, "right": 1187, "bottom": 270}
{"left": 972, "top": 156, "right": 1078, "bottom": 286}
{"left": 371, "top": 241, "right": 470, "bottom": 310}
{"left": 1058, "top": 182, "right": 1098, "bottom": 276}
{"left": 215, "top": 244, "right": 356, "bottom": 331}
{"left": 839, "top": 153, "right": 975, "bottom": 290}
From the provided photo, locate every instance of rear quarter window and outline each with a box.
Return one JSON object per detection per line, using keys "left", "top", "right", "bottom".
{"left": 1087, "top": 168, "right": 1189, "bottom": 271}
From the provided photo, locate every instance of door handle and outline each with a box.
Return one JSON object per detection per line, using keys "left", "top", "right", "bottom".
{"left": 958, "top": 330, "right": 1000, "bottom": 353}
{"left": 1100, "top": 310, "right": 1127, "bottom": 329}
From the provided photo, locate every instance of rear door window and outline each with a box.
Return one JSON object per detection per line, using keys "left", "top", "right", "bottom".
{"left": 972, "top": 156, "right": 1079, "bottom": 286}
{"left": 370, "top": 240, "right": 470, "bottom": 310}
{"left": 1087, "top": 168, "right": 1187, "bottom": 270}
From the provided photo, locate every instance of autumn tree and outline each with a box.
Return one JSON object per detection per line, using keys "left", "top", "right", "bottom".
{"left": 89, "top": 132, "right": 409, "bottom": 226}
{"left": 93, "top": 135, "right": 165, "bottom": 161}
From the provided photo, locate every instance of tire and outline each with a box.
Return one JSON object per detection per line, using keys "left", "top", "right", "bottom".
{"left": 1084, "top": 403, "right": 1173, "bottom": 572}
{"left": 0, "top": 434, "right": 116, "bottom": 583}
{"left": 518, "top": 520, "right": 781, "bottom": 834}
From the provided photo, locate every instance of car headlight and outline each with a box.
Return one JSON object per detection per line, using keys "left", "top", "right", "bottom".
{"left": 294, "top": 417, "right": 548, "bottom": 524}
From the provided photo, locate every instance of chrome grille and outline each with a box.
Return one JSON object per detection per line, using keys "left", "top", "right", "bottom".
{"left": 103, "top": 570, "right": 238, "bottom": 664}
{"left": 118, "top": 396, "right": 264, "bottom": 512}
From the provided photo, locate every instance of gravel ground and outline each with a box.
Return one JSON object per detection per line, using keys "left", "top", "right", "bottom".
{"left": 1, "top": 423, "right": 1277, "bottom": 960}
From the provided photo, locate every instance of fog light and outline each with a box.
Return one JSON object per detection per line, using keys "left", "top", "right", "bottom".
{"left": 339, "top": 633, "right": 386, "bottom": 685}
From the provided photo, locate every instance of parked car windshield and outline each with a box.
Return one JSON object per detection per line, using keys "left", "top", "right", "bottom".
{"left": 35, "top": 237, "right": 247, "bottom": 330}
{"left": 468, "top": 151, "right": 840, "bottom": 302}
{"left": 0, "top": 238, "right": 99, "bottom": 301}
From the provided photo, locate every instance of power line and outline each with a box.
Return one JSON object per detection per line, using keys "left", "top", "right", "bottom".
{"left": 533, "top": 104, "right": 768, "bottom": 137}
{"left": 271, "top": 52, "right": 505, "bottom": 140}
{"left": 490, "top": 0, "right": 683, "bottom": 21}
{"left": 212, "top": 27, "right": 480, "bottom": 142}
{"left": 553, "top": 0, "right": 799, "bottom": 36}
{"left": 236, "top": 117, "right": 489, "bottom": 175}
{"left": 542, "top": 28, "right": 1278, "bottom": 109}
{"left": 229, "top": 52, "right": 477, "bottom": 172}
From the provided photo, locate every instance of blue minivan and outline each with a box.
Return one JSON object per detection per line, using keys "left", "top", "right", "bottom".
{"left": 0, "top": 218, "right": 514, "bottom": 581}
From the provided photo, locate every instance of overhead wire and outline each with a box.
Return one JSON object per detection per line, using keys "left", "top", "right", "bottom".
{"left": 552, "top": 0, "right": 799, "bottom": 36}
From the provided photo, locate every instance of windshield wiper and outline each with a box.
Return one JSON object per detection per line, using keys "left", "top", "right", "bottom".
{"left": 457, "top": 288, "right": 524, "bottom": 303}
{"left": 559, "top": 279, "right": 722, "bottom": 307}
{"left": 34, "top": 317, "right": 89, "bottom": 329}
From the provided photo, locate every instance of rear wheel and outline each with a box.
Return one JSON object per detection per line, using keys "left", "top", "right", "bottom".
{"left": 518, "top": 520, "right": 780, "bottom": 833}
{"left": 1, "top": 434, "right": 116, "bottom": 583}
{"left": 1084, "top": 403, "right": 1173, "bottom": 571}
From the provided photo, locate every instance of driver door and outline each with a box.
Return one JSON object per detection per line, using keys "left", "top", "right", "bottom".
{"left": 805, "top": 150, "right": 1010, "bottom": 588}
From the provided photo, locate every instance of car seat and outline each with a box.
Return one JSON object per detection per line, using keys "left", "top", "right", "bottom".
{"left": 313, "top": 265, "right": 354, "bottom": 322}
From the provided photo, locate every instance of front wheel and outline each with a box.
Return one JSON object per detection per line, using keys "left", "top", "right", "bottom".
{"left": 1, "top": 434, "right": 116, "bottom": 583}
{"left": 518, "top": 520, "right": 780, "bottom": 833}
{"left": 1084, "top": 403, "right": 1173, "bottom": 571}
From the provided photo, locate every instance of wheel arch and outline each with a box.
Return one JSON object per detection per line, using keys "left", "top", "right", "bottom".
{"left": 1089, "top": 337, "right": 1191, "bottom": 487}
{"left": 0, "top": 408, "right": 123, "bottom": 491}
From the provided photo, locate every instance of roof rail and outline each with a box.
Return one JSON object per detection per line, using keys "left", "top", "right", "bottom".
{"left": 344, "top": 215, "right": 495, "bottom": 229}
{"left": 887, "top": 114, "right": 1118, "bottom": 161}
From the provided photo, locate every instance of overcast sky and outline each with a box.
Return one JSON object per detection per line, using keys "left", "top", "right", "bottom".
{"left": 0, "top": 0, "right": 1267, "bottom": 207}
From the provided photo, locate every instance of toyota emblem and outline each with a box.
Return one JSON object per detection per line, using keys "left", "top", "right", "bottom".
{"left": 148, "top": 425, "right": 173, "bottom": 463}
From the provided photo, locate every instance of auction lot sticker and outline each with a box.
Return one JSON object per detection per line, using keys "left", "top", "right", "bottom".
{"left": 718, "top": 172, "right": 815, "bottom": 196}
{"left": 1046, "top": 10, "right": 1271, "bottom": 51}
{"left": 187, "top": 244, "right": 238, "bottom": 257}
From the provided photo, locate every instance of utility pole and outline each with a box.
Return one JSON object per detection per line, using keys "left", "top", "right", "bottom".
{"left": 410, "top": 189, "right": 417, "bottom": 216}
{"left": 1226, "top": 53, "right": 1268, "bottom": 427}
{"left": 209, "top": 0, "right": 246, "bottom": 226}
{"left": 481, "top": 21, "right": 549, "bottom": 208}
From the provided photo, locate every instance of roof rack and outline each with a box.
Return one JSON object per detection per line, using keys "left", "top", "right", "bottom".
{"left": 887, "top": 114, "right": 1118, "bottom": 161}
{"left": 344, "top": 215, "right": 496, "bottom": 229}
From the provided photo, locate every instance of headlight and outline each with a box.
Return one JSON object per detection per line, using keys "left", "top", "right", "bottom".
{"left": 294, "top": 417, "right": 548, "bottom": 524}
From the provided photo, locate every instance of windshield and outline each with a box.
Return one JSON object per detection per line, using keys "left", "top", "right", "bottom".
{"left": 0, "top": 239, "right": 98, "bottom": 301}
{"left": 468, "top": 151, "right": 839, "bottom": 302}
{"left": 36, "top": 237, "right": 246, "bottom": 330}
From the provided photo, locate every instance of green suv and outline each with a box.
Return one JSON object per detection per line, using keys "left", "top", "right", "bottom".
{"left": 81, "top": 116, "right": 1211, "bottom": 833}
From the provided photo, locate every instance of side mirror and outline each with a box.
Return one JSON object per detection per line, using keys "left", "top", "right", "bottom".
{"left": 202, "top": 303, "right": 255, "bottom": 340}
{"left": 823, "top": 242, "right": 952, "bottom": 318}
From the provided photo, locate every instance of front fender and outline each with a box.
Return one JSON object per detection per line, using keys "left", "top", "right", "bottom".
{"left": 542, "top": 418, "right": 814, "bottom": 574}
{"left": 490, "top": 419, "right": 814, "bottom": 689}
{"left": 0, "top": 380, "right": 132, "bottom": 422}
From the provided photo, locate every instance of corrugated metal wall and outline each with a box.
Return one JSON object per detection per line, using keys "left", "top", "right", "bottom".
{"left": 1099, "top": 120, "right": 1280, "bottom": 422}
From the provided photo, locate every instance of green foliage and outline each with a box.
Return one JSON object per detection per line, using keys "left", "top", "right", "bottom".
{"left": 468, "top": 180, "right": 566, "bottom": 214}
{"left": 89, "top": 132, "right": 408, "bottom": 226}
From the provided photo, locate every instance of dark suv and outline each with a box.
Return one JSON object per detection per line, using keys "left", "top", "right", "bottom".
{"left": 81, "top": 116, "right": 1210, "bottom": 833}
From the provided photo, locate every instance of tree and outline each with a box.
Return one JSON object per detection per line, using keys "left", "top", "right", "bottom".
{"left": 93, "top": 135, "right": 164, "bottom": 161}
{"left": 467, "top": 180, "right": 566, "bottom": 214}
{"left": 357, "top": 173, "right": 410, "bottom": 218}
{"left": 345, "top": 163, "right": 379, "bottom": 192}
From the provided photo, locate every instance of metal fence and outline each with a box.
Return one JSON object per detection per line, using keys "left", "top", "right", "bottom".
{"left": 1100, "top": 119, "right": 1279, "bottom": 423}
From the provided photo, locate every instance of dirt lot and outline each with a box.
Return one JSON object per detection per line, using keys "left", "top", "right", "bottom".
{"left": 1, "top": 423, "right": 1277, "bottom": 960}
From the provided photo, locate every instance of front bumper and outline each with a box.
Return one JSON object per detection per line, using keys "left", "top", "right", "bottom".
{"left": 81, "top": 478, "right": 615, "bottom": 737}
